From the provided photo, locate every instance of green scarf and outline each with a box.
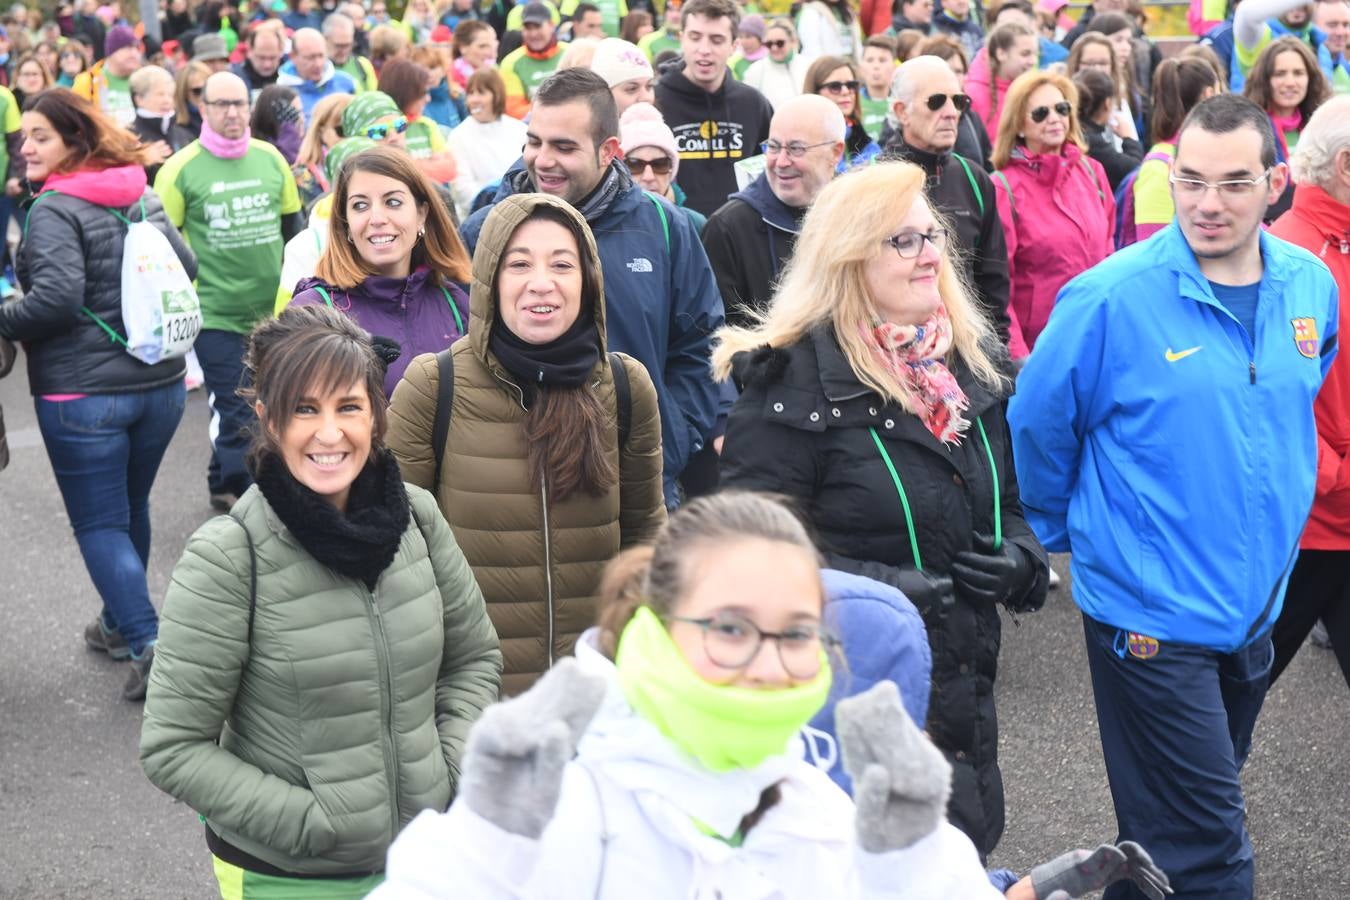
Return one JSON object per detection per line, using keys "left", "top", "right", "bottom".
{"left": 615, "top": 606, "right": 832, "bottom": 772}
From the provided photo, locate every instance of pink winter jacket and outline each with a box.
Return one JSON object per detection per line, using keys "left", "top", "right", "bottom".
{"left": 992, "top": 142, "right": 1115, "bottom": 357}
{"left": 965, "top": 48, "right": 1010, "bottom": 140}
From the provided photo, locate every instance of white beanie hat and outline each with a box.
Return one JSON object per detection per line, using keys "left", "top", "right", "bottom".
{"left": 591, "top": 38, "right": 654, "bottom": 88}
{"left": 620, "top": 103, "right": 680, "bottom": 178}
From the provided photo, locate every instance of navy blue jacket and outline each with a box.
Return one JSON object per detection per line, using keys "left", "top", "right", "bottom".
{"left": 463, "top": 163, "right": 724, "bottom": 506}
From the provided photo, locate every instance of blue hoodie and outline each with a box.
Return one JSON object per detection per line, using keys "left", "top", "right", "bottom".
{"left": 1009, "top": 223, "right": 1338, "bottom": 651}
{"left": 462, "top": 162, "right": 724, "bottom": 507}
{"left": 278, "top": 59, "right": 358, "bottom": 123}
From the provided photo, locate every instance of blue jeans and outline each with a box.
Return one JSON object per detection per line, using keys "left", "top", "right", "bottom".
{"left": 36, "top": 381, "right": 186, "bottom": 655}
{"left": 194, "top": 329, "right": 254, "bottom": 496}
{"left": 1083, "top": 615, "right": 1272, "bottom": 900}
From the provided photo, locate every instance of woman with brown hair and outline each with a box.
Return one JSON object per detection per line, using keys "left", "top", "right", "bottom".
{"left": 446, "top": 68, "right": 526, "bottom": 219}
{"left": 1065, "top": 32, "right": 1138, "bottom": 150}
{"left": 1243, "top": 35, "right": 1330, "bottom": 221}
{"left": 805, "top": 55, "right": 881, "bottom": 169}
{"left": 991, "top": 70, "right": 1114, "bottom": 358}
{"left": 386, "top": 193, "right": 666, "bottom": 695}
{"left": 0, "top": 88, "right": 195, "bottom": 700}
{"left": 451, "top": 19, "right": 498, "bottom": 88}
{"left": 378, "top": 57, "right": 457, "bottom": 185}
{"left": 290, "top": 145, "right": 471, "bottom": 399}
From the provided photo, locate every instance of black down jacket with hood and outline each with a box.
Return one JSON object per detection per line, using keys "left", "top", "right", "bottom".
{"left": 719, "top": 326, "right": 1049, "bottom": 860}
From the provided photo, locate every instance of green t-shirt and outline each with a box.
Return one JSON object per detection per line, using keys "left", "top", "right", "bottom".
{"left": 1334, "top": 64, "right": 1350, "bottom": 95}
{"left": 0, "top": 87, "right": 19, "bottom": 178}
{"left": 637, "top": 27, "right": 681, "bottom": 63}
{"left": 404, "top": 116, "right": 447, "bottom": 159}
{"left": 335, "top": 55, "right": 377, "bottom": 93}
{"left": 155, "top": 140, "right": 302, "bottom": 333}
{"left": 501, "top": 44, "right": 568, "bottom": 105}
{"left": 860, "top": 91, "right": 890, "bottom": 142}
{"left": 103, "top": 72, "right": 134, "bottom": 126}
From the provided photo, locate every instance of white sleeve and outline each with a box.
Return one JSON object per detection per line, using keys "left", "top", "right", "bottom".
{"left": 370, "top": 805, "right": 545, "bottom": 900}
{"left": 1233, "top": 0, "right": 1304, "bottom": 49}
{"left": 851, "top": 823, "right": 1007, "bottom": 900}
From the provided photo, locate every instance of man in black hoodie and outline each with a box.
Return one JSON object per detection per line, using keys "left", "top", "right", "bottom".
{"left": 702, "top": 95, "right": 845, "bottom": 327}
{"left": 880, "top": 55, "right": 1012, "bottom": 351}
{"left": 654, "top": 0, "right": 773, "bottom": 217}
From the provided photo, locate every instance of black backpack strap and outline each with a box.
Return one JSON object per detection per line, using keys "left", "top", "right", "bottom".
{"left": 228, "top": 513, "right": 258, "bottom": 643}
{"left": 431, "top": 347, "right": 456, "bottom": 491}
{"left": 609, "top": 352, "right": 631, "bottom": 451}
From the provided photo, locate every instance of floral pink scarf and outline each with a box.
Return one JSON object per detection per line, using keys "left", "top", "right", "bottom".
{"left": 864, "top": 306, "right": 970, "bottom": 446}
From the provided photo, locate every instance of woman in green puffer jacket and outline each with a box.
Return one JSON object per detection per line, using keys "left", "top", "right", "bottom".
{"left": 139, "top": 305, "right": 502, "bottom": 899}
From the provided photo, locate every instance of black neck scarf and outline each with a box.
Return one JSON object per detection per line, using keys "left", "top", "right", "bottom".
{"left": 489, "top": 303, "right": 601, "bottom": 404}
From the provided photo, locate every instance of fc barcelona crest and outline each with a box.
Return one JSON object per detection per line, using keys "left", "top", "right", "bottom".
{"left": 1292, "top": 317, "right": 1320, "bottom": 359}
{"left": 1127, "top": 633, "right": 1159, "bottom": 660}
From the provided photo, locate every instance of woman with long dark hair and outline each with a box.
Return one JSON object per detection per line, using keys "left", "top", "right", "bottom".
{"left": 141, "top": 303, "right": 501, "bottom": 897}
{"left": 1073, "top": 68, "right": 1143, "bottom": 191}
{"left": 0, "top": 88, "right": 195, "bottom": 700}
{"left": 1244, "top": 35, "right": 1330, "bottom": 221}
{"left": 250, "top": 84, "right": 304, "bottom": 165}
{"left": 386, "top": 193, "right": 666, "bottom": 695}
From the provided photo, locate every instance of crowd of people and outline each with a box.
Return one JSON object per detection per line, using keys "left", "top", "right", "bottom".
{"left": 0, "top": 0, "right": 1346, "bottom": 896}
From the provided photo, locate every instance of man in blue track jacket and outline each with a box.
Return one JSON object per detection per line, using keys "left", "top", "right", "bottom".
{"left": 461, "top": 68, "right": 724, "bottom": 508}
{"left": 1009, "top": 95, "right": 1338, "bottom": 900}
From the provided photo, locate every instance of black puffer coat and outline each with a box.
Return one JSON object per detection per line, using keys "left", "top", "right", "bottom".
{"left": 720, "top": 326, "right": 1048, "bottom": 860}
{"left": 1, "top": 186, "right": 196, "bottom": 396}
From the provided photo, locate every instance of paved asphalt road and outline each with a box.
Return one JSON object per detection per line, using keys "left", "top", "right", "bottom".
{"left": 1, "top": 366, "right": 1347, "bottom": 899}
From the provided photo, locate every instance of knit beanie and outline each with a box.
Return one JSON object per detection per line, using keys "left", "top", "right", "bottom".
{"left": 104, "top": 24, "right": 139, "bottom": 57}
{"left": 591, "top": 37, "right": 653, "bottom": 88}
{"left": 619, "top": 103, "right": 679, "bottom": 178}
{"left": 326, "top": 135, "right": 377, "bottom": 183}
{"left": 341, "top": 91, "right": 401, "bottom": 138}
{"left": 739, "top": 14, "right": 766, "bottom": 39}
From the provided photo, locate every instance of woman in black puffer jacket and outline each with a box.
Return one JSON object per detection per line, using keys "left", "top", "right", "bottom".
{"left": 0, "top": 88, "right": 195, "bottom": 701}
{"left": 715, "top": 161, "right": 1048, "bottom": 863}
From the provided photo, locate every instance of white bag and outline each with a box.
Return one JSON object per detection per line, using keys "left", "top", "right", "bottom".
{"left": 116, "top": 207, "right": 202, "bottom": 365}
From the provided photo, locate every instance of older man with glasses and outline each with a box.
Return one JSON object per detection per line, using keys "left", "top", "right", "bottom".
{"left": 155, "top": 72, "right": 304, "bottom": 511}
{"left": 880, "top": 54, "right": 1012, "bottom": 352}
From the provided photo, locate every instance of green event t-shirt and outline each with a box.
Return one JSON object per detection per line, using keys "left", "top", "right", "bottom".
{"left": 501, "top": 44, "right": 568, "bottom": 104}
{"left": 404, "top": 116, "right": 447, "bottom": 159}
{"left": 103, "top": 72, "right": 135, "bottom": 126}
{"left": 860, "top": 92, "right": 889, "bottom": 142}
{"left": 0, "top": 86, "right": 19, "bottom": 177}
{"left": 154, "top": 140, "right": 302, "bottom": 333}
{"left": 637, "top": 28, "right": 681, "bottom": 63}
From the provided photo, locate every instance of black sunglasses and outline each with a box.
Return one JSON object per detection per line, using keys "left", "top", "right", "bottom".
{"left": 764, "top": 39, "right": 788, "bottom": 49}
{"left": 1029, "top": 100, "right": 1073, "bottom": 123}
{"left": 925, "top": 92, "right": 971, "bottom": 112}
{"left": 819, "top": 79, "right": 859, "bottom": 94}
{"left": 626, "top": 156, "right": 673, "bottom": 175}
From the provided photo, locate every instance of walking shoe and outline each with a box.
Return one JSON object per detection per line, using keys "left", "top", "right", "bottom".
{"left": 84, "top": 618, "right": 131, "bottom": 661}
{"left": 123, "top": 643, "right": 156, "bottom": 702}
{"left": 209, "top": 492, "right": 239, "bottom": 512}
{"left": 1048, "top": 566, "right": 1062, "bottom": 590}
{"left": 1311, "top": 620, "right": 1332, "bottom": 649}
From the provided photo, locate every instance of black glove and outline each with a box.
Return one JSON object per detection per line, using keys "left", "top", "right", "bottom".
{"left": 824, "top": 553, "right": 955, "bottom": 613}
{"left": 950, "top": 534, "right": 1033, "bottom": 607}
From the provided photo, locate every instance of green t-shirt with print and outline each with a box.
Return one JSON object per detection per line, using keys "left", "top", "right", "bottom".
{"left": 103, "top": 72, "right": 134, "bottom": 126}
{"left": 404, "top": 116, "right": 447, "bottom": 159}
{"left": 860, "top": 92, "right": 890, "bottom": 142}
{"left": 154, "top": 140, "right": 301, "bottom": 333}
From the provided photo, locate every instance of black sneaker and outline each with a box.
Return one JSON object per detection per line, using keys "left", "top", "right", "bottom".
{"left": 84, "top": 618, "right": 131, "bottom": 661}
{"left": 123, "top": 644, "right": 156, "bottom": 702}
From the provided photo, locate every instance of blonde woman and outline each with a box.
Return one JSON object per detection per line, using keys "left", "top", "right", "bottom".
{"left": 292, "top": 92, "right": 354, "bottom": 213}
{"left": 173, "top": 59, "right": 211, "bottom": 134}
{"left": 715, "top": 160, "right": 1048, "bottom": 863}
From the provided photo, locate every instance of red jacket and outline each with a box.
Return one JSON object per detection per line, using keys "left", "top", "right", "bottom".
{"left": 993, "top": 142, "right": 1115, "bottom": 356}
{"left": 1271, "top": 184, "right": 1350, "bottom": 549}
{"left": 859, "top": 0, "right": 893, "bottom": 36}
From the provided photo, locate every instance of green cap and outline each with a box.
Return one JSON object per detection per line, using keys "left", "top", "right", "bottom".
{"left": 341, "top": 91, "right": 401, "bottom": 139}
{"left": 325, "top": 136, "right": 377, "bottom": 184}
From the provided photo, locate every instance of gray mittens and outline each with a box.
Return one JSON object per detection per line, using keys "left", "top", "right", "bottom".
{"left": 1031, "top": 841, "right": 1173, "bottom": 900}
{"left": 837, "top": 680, "right": 952, "bottom": 853}
{"left": 458, "top": 658, "right": 608, "bottom": 839}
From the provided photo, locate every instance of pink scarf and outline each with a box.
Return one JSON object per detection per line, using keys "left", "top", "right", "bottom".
{"left": 199, "top": 118, "right": 251, "bottom": 159}
{"left": 864, "top": 306, "right": 971, "bottom": 446}
{"left": 1270, "top": 109, "right": 1303, "bottom": 163}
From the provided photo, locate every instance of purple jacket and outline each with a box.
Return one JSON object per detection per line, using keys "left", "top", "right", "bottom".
{"left": 292, "top": 267, "right": 470, "bottom": 399}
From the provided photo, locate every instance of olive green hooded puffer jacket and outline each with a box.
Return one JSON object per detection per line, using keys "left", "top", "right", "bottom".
{"left": 139, "top": 484, "right": 502, "bottom": 876}
{"left": 386, "top": 194, "right": 667, "bottom": 696}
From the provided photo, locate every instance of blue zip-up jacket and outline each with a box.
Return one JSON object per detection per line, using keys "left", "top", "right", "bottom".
{"left": 462, "top": 162, "right": 724, "bottom": 507}
{"left": 1008, "top": 223, "right": 1338, "bottom": 651}
{"left": 277, "top": 60, "right": 358, "bottom": 123}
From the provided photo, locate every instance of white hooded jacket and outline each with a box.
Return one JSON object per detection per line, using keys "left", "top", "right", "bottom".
{"left": 371, "top": 629, "right": 1002, "bottom": 900}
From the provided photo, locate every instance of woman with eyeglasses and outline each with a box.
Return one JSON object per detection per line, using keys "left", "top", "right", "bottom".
{"left": 991, "top": 71, "right": 1114, "bottom": 359}
{"left": 714, "top": 161, "right": 1048, "bottom": 863}
{"left": 619, "top": 102, "right": 705, "bottom": 233}
{"left": 56, "top": 41, "right": 88, "bottom": 88}
{"left": 372, "top": 491, "right": 1006, "bottom": 898}
{"left": 805, "top": 55, "right": 881, "bottom": 171}
{"left": 1243, "top": 35, "right": 1330, "bottom": 222}
{"left": 289, "top": 145, "right": 471, "bottom": 400}
{"left": 743, "top": 18, "right": 813, "bottom": 111}
{"left": 446, "top": 68, "right": 526, "bottom": 220}
{"left": 1082, "top": 13, "right": 1149, "bottom": 144}
{"left": 1065, "top": 33, "right": 1138, "bottom": 154}
{"left": 385, "top": 193, "right": 666, "bottom": 696}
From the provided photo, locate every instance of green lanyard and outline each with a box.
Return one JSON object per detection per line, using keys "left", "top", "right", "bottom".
{"left": 314, "top": 282, "right": 465, "bottom": 333}
{"left": 868, "top": 417, "right": 1002, "bottom": 573}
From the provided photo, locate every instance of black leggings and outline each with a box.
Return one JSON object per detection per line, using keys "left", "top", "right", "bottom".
{"left": 1269, "top": 549, "right": 1350, "bottom": 689}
